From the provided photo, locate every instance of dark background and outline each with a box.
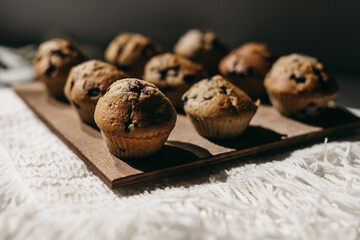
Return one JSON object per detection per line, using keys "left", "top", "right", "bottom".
{"left": 0, "top": 0, "right": 359, "bottom": 106}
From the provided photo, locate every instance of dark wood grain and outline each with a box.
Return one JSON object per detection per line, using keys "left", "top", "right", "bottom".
{"left": 13, "top": 81, "right": 360, "bottom": 188}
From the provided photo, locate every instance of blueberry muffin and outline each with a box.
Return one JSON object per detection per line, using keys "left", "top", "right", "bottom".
{"left": 143, "top": 53, "right": 207, "bottom": 109}
{"left": 33, "top": 38, "right": 86, "bottom": 100}
{"left": 182, "top": 75, "right": 259, "bottom": 139}
{"left": 64, "top": 60, "right": 128, "bottom": 125}
{"left": 174, "top": 29, "right": 228, "bottom": 75}
{"left": 264, "top": 53, "right": 338, "bottom": 118}
{"left": 219, "top": 42, "right": 276, "bottom": 99}
{"left": 104, "top": 32, "right": 163, "bottom": 78}
{"left": 94, "top": 78, "right": 176, "bottom": 159}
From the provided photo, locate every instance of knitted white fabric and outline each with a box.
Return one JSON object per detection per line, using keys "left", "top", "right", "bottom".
{"left": 0, "top": 88, "right": 360, "bottom": 240}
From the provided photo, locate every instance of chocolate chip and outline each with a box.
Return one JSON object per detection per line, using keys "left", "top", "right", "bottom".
{"left": 45, "top": 64, "right": 56, "bottom": 77}
{"left": 183, "top": 75, "right": 195, "bottom": 83}
{"left": 290, "top": 74, "right": 306, "bottom": 84}
{"left": 119, "top": 148, "right": 126, "bottom": 152}
{"left": 87, "top": 88, "right": 101, "bottom": 97}
{"left": 51, "top": 49, "right": 66, "bottom": 58}
{"left": 293, "top": 58, "right": 299, "bottom": 62}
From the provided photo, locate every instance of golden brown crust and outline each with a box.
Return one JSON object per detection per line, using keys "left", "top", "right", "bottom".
{"left": 218, "top": 42, "right": 275, "bottom": 99}
{"left": 143, "top": 53, "right": 208, "bottom": 108}
{"left": 174, "top": 29, "right": 228, "bottom": 74}
{"left": 104, "top": 32, "right": 163, "bottom": 78}
{"left": 264, "top": 53, "right": 339, "bottom": 96}
{"left": 33, "top": 38, "right": 86, "bottom": 100}
{"left": 219, "top": 42, "right": 275, "bottom": 78}
{"left": 64, "top": 60, "right": 128, "bottom": 105}
{"left": 94, "top": 78, "right": 176, "bottom": 136}
{"left": 64, "top": 60, "right": 128, "bottom": 124}
{"left": 182, "top": 75, "right": 258, "bottom": 118}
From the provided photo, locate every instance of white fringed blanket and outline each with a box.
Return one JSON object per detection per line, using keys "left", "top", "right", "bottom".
{"left": 0, "top": 88, "right": 360, "bottom": 240}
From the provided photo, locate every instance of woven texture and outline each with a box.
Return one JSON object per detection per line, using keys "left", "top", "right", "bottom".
{"left": 0, "top": 88, "right": 360, "bottom": 240}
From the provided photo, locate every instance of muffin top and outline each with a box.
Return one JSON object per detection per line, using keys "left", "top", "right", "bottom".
{"left": 182, "top": 75, "right": 258, "bottom": 118}
{"left": 174, "top": 29, "right": 228, "bottom": 69}
{"left": 104, "top": 32, "right": 163, "bottom": 76}
{"left": 143, "top": 53, "right": 207, "bottom": 89}
{"left": 94, "top": 78, "right": 176, "bottom": 136}
{"left": 34, "top": 38, "right": 86, "bottom": 79}
{"left": 264, "top": 53, "right": 338, "bottom": 95}
{"left": 64, "top": 60, "right": 128, "bottom": 105}
{"left": 219, "top": 42, "right": 275, "bottom": 79}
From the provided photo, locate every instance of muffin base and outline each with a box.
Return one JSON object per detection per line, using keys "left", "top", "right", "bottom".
{"left": 267, "top": 90, "right": 338, "bottom": 119}
{"left": 186, "top": 114, "right": 254, "bottom": 139}
{"left": 101, "top": 130, "right": 172, "bottom": 159}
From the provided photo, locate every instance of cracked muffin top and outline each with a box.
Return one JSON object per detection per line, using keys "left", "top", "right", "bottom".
{"left": 182, "top": 75, "right": 258, "bottom": 118}
{"left": 104, "top": 32, "right": 163, "bottom": 77}
{"left": 143, "top": 53, "right": 207, "bottom": 89}
{"left": 34, "top": 38, "right": 86, "bottom": 81}
{"left": 264, "top": 53, "right": 338, "bottom": 95}
{"left": 219, "top": 42, "right": 275, "bottom": 79}
{"left": 64, "top": 60, "right": 128, "bottom": 107}
{"left": 94, "top": 78, "right": 176, "bottom": 136}
{"left": 174, "top": 29, "right": 228, "bottom": 74}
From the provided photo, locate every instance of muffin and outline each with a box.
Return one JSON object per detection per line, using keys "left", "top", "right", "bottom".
{"left": 104, "top": 32, "right": 163, "bottom": 78}
{"left": 219, "top": 42, "right": 276, "bottom": 100}
{"left": 64, "top": 60, "right": 128, "bottom": 125}
{"left": 143, "top": 53, "right": 207, "bottom": 109}
{"left": 174, "top": 29, "right": 228, "bottom": 75}
{"left": 182, "top": 75, "right": 259, "bottom": 139}
{"left": 33, "top": 38, "right": 86, "bottom": 100}
{"left": 264, "top": 53, "right": 338, "bottom": 118}
{"left": 94, "top": 78, "right": 176, "bottom": 159}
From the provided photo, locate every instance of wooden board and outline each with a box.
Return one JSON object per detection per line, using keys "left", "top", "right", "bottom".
{"left": 13, "top": 81, "right": 360, "bottom": 188}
